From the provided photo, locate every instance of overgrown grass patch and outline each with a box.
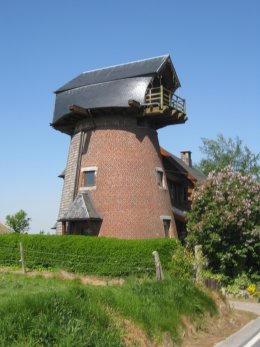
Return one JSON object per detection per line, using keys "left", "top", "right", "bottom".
{"left": 0, "top": 273, "right": 217, "bottom": 346}
{"left": 98, "top": 276, "right": 217, "bottom": 343}
{"left": 0, "top": 273, "right": 123, "bottom": 347}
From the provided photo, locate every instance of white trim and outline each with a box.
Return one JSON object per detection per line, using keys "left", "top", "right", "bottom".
{"left": 155, "top": 167, "right": 167, "bottom": 190}
{"left": 80, "top": 167, "right": 98, "bottom": 189}
{"left": 155, "top": 166, "right": 164, "bottom": 172}
{"left": 79, "top": 186, "right": 96, "bottom": 191}
{"left": 160, "top": 215, "right": 172, "bottom": 220}
{"left": 159, "top": 186, "right": 168, "bottom": 191}
{"left": 81, "top": 166, "right": 98, "bottom": 172}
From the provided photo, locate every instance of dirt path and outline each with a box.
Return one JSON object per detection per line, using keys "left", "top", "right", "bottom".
{"left": 0, "top": 267, "right": 124, "bottom": 286}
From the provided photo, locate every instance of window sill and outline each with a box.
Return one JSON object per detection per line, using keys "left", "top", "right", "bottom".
{"left": 159, "top": 186, "right": 168, "bottom": 191}
{"left": 79, "top": 186, "right": 96, "bottom": 191}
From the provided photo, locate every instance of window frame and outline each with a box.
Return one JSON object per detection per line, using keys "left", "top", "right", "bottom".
{"left": 155, "top": 167, "right": 167, "bottom": 190}
{"left": 80, "top": 166, "right": 98, "bottom": 191}
{"left": 160, "top": 215, "right": 172, "bottom": 238}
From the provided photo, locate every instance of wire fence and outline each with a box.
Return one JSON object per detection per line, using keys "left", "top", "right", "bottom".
{"left": 0, "top": 244, "right": 159, "bottom": 278}
{"left": 0, "top": 244, "right": 217, "bottom": 287}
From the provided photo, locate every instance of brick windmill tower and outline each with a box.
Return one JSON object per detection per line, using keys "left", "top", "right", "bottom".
{"left": 52, "top": 55, "right": 187, "bottom": 238}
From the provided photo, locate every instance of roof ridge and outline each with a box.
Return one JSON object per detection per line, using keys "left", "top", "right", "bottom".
{"left": 160, "top": 147, "right": 206, "bottom": 181}
{"left": 82, "top": 54, "right": 169, "bottom": 74}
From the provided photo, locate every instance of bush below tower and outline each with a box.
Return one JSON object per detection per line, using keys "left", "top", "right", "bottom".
{"left": 0, "top": 234, "right": 182, "bottom": 277}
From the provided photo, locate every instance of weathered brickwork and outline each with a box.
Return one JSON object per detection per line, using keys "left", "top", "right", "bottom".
{"left": 56, "top": 132, "right": 82, "bottom": 235}
{"left": 72, "top": 114, "right": 177, "bottom": 239}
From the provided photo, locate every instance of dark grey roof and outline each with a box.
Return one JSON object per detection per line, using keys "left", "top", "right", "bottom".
{"left": 52, "top": 55, "right": 181, "bottom": 128}
{"left": 56, "top": 55, "right": 174, "bottom": 93}
{"left": 161, "top": 147, "right": 206, "bottom": 181}
{"left": 58, "top": 169, "right": 66, "bottom": 178}
{"left": 171, "top": 154, "right": 205, "bottom": 181}
{"left": 59, "top": 192, "right": 102, "bottom": 221}
{"left": 53, "top": 77, "right": 152, "bottom": 124}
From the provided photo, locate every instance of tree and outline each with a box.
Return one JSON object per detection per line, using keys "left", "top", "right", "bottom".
{"left": 6, "top": 210, "right": 31, "bottom": 233}
{"left": 186, "top": 167, "right": 260, "bottom": 280}
{"left": 197, "top": 134, "right": 260, "bottom": 179}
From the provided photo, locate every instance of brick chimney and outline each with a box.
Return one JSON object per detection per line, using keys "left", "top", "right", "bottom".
{"left": 180, "top": 151, "right": 192, "bottom": 167}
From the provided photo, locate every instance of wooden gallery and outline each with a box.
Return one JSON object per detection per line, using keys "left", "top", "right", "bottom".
{"left": 51, "top": 55, "right": 204, "bottom": 241}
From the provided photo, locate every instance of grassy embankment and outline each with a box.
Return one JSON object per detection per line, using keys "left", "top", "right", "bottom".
{"left": 0, "top": 273, "right": 216, "bottom": 346}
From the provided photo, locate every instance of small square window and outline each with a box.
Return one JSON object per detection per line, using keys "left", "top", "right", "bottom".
{"left": 160, "top": 215, "right": 172, "bottom": 238}
{"left": 163, "top": 219, "right": 171, "bottom": 238}
{"left": 85, "top": 170, "right": 95, "bottom": 187}
{"left": 80, "top": 167, "right": 97, "bottom": 190}
{"left": 155, "top": 167, "right": 166, "bottom": 189}
{"left": 156, "top": 170, "right": 164, "bottom": 187}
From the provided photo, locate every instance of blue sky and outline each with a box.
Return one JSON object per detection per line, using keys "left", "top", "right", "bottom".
{"left": 0, "top": 0, "right": 259, "bottom": 233}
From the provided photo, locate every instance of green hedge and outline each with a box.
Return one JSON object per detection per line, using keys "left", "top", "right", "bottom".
{"left": 0, "top": 234, "right": 180, "bottom": 277}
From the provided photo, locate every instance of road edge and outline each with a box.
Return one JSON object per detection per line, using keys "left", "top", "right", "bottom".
{"left": 214, "top": 316, "right": 260, "bottom": 347}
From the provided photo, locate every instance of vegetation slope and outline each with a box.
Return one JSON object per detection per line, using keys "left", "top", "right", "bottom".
{"left": 0, "top": 273, "right": 216, "bottom": 346}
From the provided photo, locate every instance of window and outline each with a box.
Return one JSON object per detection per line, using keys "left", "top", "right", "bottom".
{"left": 163, "top": 219, "right": 171, "bottom": 238}
{"left": 168, "top": 181, "right": 188, "bottom": 206}
{"left": 156, "top": 171, "right": 163, "bottom": 186}
{"left": 160, "top": 215, "right": 172, "bottom": 238}
{"left": 155, "top": 167, "right": 166, "bottom": 189}
{"left": 80, "top": 166, "right": 97, "bottom": 191}
{"left": 85, "top": 171, "right": 95, "bottom": 187}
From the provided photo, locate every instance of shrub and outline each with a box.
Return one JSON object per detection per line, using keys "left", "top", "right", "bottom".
{"left": 0, "top": 234, "right": 181, "bottom": 277}
{"left": 202, "top": 270, "right": 229, "bottom": 286}
{"left": 187, "top": 167, "right": 260, "bottom": 280}
{"left": 169, "top": 246, "right": 194, "bottom": 280}
{"left": 225, "top": 273, "right": 251, "bottom": 297}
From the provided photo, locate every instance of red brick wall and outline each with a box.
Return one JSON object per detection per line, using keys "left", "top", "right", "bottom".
{"left": 76, "top": 114, "right": 177, "bottom": 239}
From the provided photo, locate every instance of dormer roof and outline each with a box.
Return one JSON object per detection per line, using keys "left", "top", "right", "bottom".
{"left": 59, "top": 192, "right": 102, "bottom": 221}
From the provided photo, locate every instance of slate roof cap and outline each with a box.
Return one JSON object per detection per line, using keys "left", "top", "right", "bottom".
{"left": 58, "top": 169, "right": 66, "bottom": 178}
{"left": 55, "top": 55, "right": 180, "bottom": 93}
{"left": 59, "top": 192, "right": 102, "bottom": 221}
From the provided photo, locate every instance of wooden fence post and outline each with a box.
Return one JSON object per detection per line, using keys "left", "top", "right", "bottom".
{"left": 19, "top": 242, "right": 26, "bottom": 274}
{"left": 152, "top": 251, "right": 164, "bottom": 281}
{"left": 195, "top": 245, "right": 203, "bottom": 285}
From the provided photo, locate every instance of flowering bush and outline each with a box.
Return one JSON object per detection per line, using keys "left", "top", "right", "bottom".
{"left": 247, "top": 283, "right": 256, "bottom": 295}
{"left": 187, "top": 166, "right": 260, "bottom": 279}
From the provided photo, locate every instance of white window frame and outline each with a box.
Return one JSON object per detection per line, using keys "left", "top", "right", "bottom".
{"left": 155, "top": 167, "right": 167, "bottom": 190}
{"left": 160, "top": 215, "right": 172, "bottom": 238}
{"left": 80, "top": 166, "right": 98, "bottom": 191}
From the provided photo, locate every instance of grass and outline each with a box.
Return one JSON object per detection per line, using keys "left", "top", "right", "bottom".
{"left": 0, "top": 272, "right": 217, "bottom": 346}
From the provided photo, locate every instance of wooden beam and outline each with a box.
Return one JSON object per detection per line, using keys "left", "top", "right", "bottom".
{"left": 128, "top": 99, "right": 141, "bottom": 108}
{"left": 62, "top": 221, "right": 66, "bottom": 235}
{"left": 69, "top": 104, "right": 89, "bottom": 116}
